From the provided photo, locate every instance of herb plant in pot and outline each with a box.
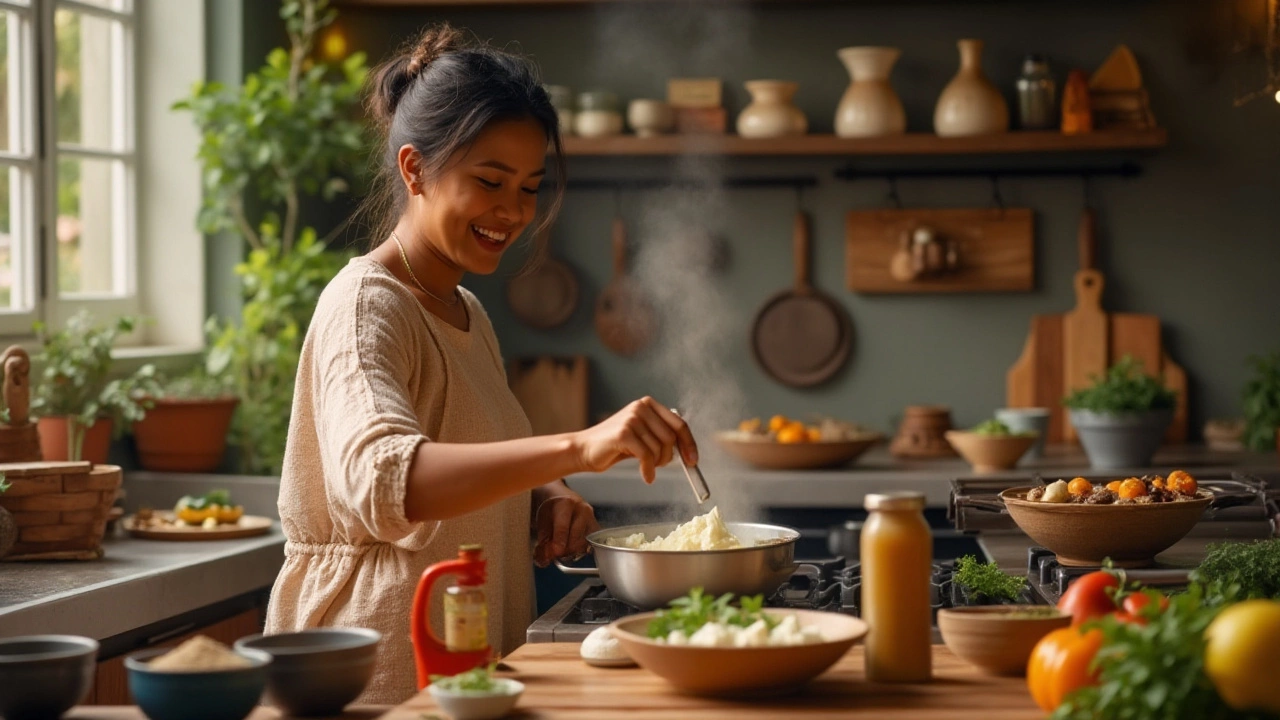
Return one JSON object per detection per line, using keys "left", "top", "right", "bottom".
{"left": 131, "top": 368, "right": 238, "bottom": 472}
{"left": 32, "top": 312, "right": 162, "bottom": 464}
{"left": 1063, "top": 355, "right": 1177, "bottom": 470}
{"left": 1241, "top": 351, "right": 1280, "bottom": 454}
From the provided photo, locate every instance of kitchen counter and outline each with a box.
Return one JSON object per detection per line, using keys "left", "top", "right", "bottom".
{"left": 0, "top": 528, "right": 285, "bottom": 640}
{"left": 381, "top": 643, "right": 1041, "bottom": 719}
{"left": 566, "top": 445, "right": 1280, "bottom": 508}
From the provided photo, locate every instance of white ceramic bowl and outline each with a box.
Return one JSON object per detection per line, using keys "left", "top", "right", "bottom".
{"left": 427, "top": 678, "right": 524, "bottom": 720}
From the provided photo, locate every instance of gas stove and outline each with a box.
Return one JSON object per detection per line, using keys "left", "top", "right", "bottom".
{"left": 527, "top": 557, "right": 957, "bottom": 644}
{"left": 1023, "top": 546, "right": 1200, "bottom": 605}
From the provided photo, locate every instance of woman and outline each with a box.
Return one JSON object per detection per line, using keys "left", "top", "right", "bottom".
{"left": 264, "top": 25, "right": 697, "bottom": 704}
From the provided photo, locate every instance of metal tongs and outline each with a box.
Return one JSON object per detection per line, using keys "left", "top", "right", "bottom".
{"left": 671, "top": 409, "right": 711, "bottom": 504}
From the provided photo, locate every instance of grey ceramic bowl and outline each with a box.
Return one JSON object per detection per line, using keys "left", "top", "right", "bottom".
{"left": 1070, "top": 408, "right": 1173, "bottom": 469}
{"left": 0, "top": 635, "right": 98, "bottom": 720}
{"left": 234, "top": 628, "right": 381, "bottom": 717}
{"left": 126, "top": 646, "right": 271, "bottom": 720}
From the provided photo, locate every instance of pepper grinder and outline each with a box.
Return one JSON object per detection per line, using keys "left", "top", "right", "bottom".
{"left": 1016, "top": 55, "right": 1057, "bottom": 130}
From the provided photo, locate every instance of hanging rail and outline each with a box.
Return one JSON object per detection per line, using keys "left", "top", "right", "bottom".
{"left": 833, "top": 162, "right": 1142, "bottom": 182}
{"left": 563, "top": 175, "right": 819, "bottom": 192}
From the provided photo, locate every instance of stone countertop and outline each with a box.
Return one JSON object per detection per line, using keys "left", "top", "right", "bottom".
{"left": 565, "top": 444, "right": 1280, "bottom": 508}
{"left": 0, "top": 528, "right": 285, "bottom": 639}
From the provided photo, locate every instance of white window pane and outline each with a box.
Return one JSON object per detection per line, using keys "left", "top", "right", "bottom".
{"left": 55, "top": 8, "right": 123, "bottom": 149}
{"left": 0, "top": 163, "right": 32, "bottom": 311}
{"left": 59, "top": 0, "right": 129, "bottom": 11}
{"left": 57, "top": 155, "right": 126, "bottom": 296}
{"left": 1, "top": 9, "right": 26, "bottom": 155}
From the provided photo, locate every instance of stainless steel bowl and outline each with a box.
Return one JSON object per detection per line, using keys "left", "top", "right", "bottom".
{"left": 555, "top": 522, "right": 800, "bottom": 609}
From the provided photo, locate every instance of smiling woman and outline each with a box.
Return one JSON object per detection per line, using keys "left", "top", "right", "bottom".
{"left": 265, "top": 23, "right": 701, "bottom": 706}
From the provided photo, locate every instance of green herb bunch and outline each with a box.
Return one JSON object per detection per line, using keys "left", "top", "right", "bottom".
{"left": 647, "top": 588, "right": 779, "bottom": 639}
{"left": 156, "top": 364, "right": 236, "bottom": 401}
{"left": 1241, "top": 352, "right": 1280, "bottom": 451}
{"left": 1052, "top": 585, "right": 1271, "bottom": 720}
{"left": 1062, "top": 355, "right": 1177, "bottom": 414}
{"left": 429, "top": 663, "right": 500, "bottom": 693}
{"left": 0, "top": 474, "right": 8, "bottom": 494}
{"left": 1190, "top": 539, "right": 1280, "bottom": 605}
{"left": 31, "top": 311, "right": 163, "bottom": 460}
{"left": 953, "top": 555, "right": 1027, "bottom": 603}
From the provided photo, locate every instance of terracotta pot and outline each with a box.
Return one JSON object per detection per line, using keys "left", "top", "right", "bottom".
{"left": 37, "top": 416, "right": 113, "bottom": 464}
{"left": 890, "top": 405, "right": 957, "bottom": 458}
{"left": 834, "top": 46, "right": 906, "bottom": 138}
{"left": 736, "top": 80, "right": 807, "bottom": 138}
{"left": 132, "top": 397, "right": 238, "bottom": 472}
{"left": 934, "top": 39, "right": 1009, "bottom": 137}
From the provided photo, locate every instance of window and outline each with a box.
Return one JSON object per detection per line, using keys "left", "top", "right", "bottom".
{"left": 0, "top": 0, "right": 136, "bottom": 337}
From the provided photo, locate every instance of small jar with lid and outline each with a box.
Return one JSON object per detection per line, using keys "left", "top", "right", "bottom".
{"left": 544, "top": 84, "right": 575, "bottom": 136}
{"left": 860, "top": 491, "right": 932, "bottom": 683}
{"left": 1015, "top": 55, "right": 1057, "bottom": 130}
{"left": 574, "top": 91, "right": 623, "bottom": 138}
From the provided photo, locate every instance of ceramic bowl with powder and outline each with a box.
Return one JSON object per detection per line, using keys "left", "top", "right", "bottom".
{"left": 125, "top": 637, "right": 271, "bottom": 720}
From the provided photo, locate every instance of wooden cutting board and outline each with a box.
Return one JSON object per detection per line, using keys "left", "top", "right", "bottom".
{"left": 382, "top": 643, "right": 1041, "bottom": 719}
{"left": 507, "top": 356, "right": 590, "bottom": 436}
{"left": 1008, "top": 210, "right": 1186, "bottom": 443}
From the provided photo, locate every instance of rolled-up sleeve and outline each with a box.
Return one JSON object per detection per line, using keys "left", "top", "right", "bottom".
{"left": 309, "top": 273, "right": 432, "bottom": 543}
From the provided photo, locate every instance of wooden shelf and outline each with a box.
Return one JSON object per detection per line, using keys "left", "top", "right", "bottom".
{"left": 559, "top": 129, "right": 1168, "bottom": 157}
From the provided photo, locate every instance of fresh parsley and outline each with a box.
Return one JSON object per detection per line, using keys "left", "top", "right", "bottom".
{"left": 1190, "top": 539, "right": 1280, "bottom": 604}
{"left": 429, "top": 663, "right": 499, "bottom": 693}
{"left": 953, "top": 555, "right": 1026, "bottom": 602}
{"left": 646, "top": 588, "right": 779, "bottom": 639}
{"left": 1062, "top": 355, "right": 1178, "bottom": 413}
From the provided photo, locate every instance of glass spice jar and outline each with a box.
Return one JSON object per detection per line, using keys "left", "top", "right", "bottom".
{"left": 1016, "top": 55, "right": 1057, "bottom": 130}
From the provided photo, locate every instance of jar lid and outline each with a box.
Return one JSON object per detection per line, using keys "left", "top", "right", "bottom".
{"left": 864, "top": 492, "right": 926, "bottom": 511}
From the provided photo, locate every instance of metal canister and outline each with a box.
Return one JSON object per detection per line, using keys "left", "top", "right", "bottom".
{"left": 1016, "top": 55, "right": 1057, "bottom": 130}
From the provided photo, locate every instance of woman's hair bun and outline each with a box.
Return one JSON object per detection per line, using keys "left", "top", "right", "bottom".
{"left": 406, "top": 24, "right": 465, "bottom": 78}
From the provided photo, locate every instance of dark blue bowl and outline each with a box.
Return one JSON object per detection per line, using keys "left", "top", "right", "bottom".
{"left": 0, "top": 635, "right": 98, "bottom": 720}
{"left": 125, "top": 646, "right": 271, "bottom": 720}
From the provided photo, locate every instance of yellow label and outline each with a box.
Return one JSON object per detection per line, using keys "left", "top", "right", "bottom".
{"left": 444, "top": 594, "right": 488, "bottom": 652}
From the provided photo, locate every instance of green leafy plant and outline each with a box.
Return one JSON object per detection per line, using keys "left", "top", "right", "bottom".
{"left": 155, "top": 363, "right": 236, "bottom": 401}
{"left": 953, "top": 554, "right": 1027, "bottom": 602}
{"left": 646, "top": 588, "right": 779, "bottom": 639}
{"left": 31, "top": 311, "right": 163, "bottom": 461}
{"left": 1241, "top": 352, "right": 1280, "bottom": 451}
{"left": 1062, "top": 355, "right": 1178, "bottom": 414}
{"left": 174, "top": 0, "right": 370, "bottom": 474}
{"left": 429, "top": 663, "right": 503, "bottom": 694}
{"left": 0, "top": 474, "right": 8, "bottom": 494}
{"left": 1190, "top": 539, "right": 1280, "bottom": 604}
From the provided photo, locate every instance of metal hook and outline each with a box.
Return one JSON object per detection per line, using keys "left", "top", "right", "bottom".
{"left": 989, "top": 175, "right": 1006, "bottom": 212}
{"left": 885, "top": 176, "right": 904, "bottom": 209}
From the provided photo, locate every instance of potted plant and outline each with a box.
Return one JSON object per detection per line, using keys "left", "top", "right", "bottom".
{"left": 1062, "top": 355, "right": 1178, "bottom": 469}
{"left": 131, "top": 366, "right": 239, "bottom": 473}
{"left": 1242, "top": 351, "right": 1280, "bottom": 453}
{"left": 31, "top": 312, "right": 163, "bottom": 464}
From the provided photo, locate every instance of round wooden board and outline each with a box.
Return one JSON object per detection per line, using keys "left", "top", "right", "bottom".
{"left": 121, "top": 513, "right": 273, "bottom": 541}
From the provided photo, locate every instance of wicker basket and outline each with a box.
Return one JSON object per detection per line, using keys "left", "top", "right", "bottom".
{"left": 0, "top": 460, "right": 122, "bottom": 561}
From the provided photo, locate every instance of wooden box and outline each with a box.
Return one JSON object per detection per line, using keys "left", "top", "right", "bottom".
{"left": 0, "top": 461, "right": 122, "bottom": 560}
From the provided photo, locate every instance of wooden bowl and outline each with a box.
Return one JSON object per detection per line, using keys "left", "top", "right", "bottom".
{"left": 1000, "top": 487, "right": 1213, "bottom": 568}
{"left": 715, "top": 432, "right": 882, "bottom": 470}
{"left": 945, "top": 431, "right": 1037, "bottom": 472}
{"left": 608, "top": 610, "right": 867, "bottom": 697}
{"left": 937, "top": 606, "right": 1071, "bottom": 676}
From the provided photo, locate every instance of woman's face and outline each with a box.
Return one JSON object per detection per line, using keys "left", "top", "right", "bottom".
{"left": 405, "top": 117, "right": 548, "bottom": 276}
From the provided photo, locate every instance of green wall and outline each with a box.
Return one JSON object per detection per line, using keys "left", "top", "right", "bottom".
{"left": 215, "top": 0, "right": 1280, "bottom": 439}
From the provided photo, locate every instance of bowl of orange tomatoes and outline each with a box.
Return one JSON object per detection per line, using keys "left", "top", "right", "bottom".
{"left": 715, "top": 415, "right": 883, "bottom": 470}
{"left": 999, "top": 470, "right": 1213, "bottom": 568}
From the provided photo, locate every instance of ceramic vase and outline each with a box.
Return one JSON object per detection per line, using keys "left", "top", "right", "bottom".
{"left": 626, "top": 99, "right": 675, "bottom": 137}
{"left": 834, "top": 46, "right": 907, "bottom": 138}
{"left": 933, "top": 39, "right": 1009, "bottom": 137}
{"left": 736, "top": 80, "right": 807, "bottom": 138}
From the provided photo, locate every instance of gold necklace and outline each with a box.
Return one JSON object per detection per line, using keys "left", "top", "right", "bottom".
{"left": 391, "top": 231, "right": 459, "bottom": 307}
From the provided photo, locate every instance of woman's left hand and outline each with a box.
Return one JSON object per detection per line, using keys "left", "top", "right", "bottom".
{"left": 533, "top": 489, "right": 599, "bottom": 568}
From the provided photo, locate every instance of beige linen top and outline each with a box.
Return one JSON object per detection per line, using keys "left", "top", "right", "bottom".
{"left": 265, "top": 256, "right": 534, "bottom": 705}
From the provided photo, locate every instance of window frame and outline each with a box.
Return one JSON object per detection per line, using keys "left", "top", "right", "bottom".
{"left": 0, "top": 0, "right": 39, "bottom": 335}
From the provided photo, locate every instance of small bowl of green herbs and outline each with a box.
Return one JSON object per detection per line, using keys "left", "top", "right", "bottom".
{"left": 427, "top": 664, "right": 523, "bottom": 720}
{"left": 946, "top": 419, "right": 1038, "bottom": 473}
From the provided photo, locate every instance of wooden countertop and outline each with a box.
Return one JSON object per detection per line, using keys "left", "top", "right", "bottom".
{"left": 66, "top": 707, "right": 390, "bottom": 719}
{"left": 380, "top": 643, "right": 1042, "bottom": 719}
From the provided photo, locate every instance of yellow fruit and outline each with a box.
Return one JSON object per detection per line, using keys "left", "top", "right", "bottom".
{"left": 1204, "top": 599, "right": 1280, "bottom": 714}
{"left": 806, "top": 427, "right": 822, "bottom": 442}
{"left": 1067, "top": 478, "right": 1093, "bottom": 496}
{"left": 776, "top": 426, "right": 807, "bottom": 444}
{"left": 738, "top": 418, "right": 761, "bottom": 433}
{"left": 768, "top": 415, "right": 789, "bottom": 433}
{"left": 216, "top": 505, "right": 245, "bottom": 524}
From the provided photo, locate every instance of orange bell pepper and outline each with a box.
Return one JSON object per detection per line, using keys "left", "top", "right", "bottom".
{"left": 1026, "top": 626, "right": 1105, "bottom": 712}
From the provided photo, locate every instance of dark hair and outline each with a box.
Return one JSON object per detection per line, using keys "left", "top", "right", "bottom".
{"left": 360, "top": 24, "right": 566, "bottom": 267}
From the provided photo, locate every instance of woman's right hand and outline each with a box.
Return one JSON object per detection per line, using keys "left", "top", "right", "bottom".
{"left": 571, "top": 397, "right": 698, "bottom": 483}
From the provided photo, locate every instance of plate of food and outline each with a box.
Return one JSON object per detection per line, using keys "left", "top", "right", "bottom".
{"left": 608, "top": 588, "right": 867, "bottom": 697}
{"left": 716, "top": 415, "right": 883, "bottom": 470}
{"left": 1000, "top": 470, "right": 1212, "bottom": 567}
{"left": 122, "top": 489, "right": 272, "bottom": 541}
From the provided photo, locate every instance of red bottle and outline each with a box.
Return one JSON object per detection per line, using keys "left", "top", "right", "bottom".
{"left": 411, "top": 544, "right": 493, "bottom": 689}
{"left": 1061, "top": 69, "right": 1093, "bottom": 135}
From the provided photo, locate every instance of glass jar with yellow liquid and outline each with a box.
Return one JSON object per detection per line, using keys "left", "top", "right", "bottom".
{"left": 443, "top": 544, "right": 488, "bottom": 653}
{"left": 860, "top": 492, "right": 932, "bottom": 682}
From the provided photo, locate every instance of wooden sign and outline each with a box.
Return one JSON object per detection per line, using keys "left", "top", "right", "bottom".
{"left": 846, "top": 208, "right": 1035, "bottom": 294}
